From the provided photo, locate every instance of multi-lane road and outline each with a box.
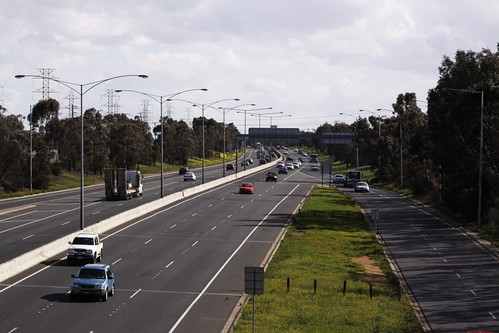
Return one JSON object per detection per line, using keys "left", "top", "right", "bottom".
{"left": 346, "top": 187, "right": 499, "bottom": 332}
{"left": 0, "top": 157, "right": 259, "bottom": 264}
{"left": 3, "top": 152, "right": 499, "bottom": 332}
{"left": 0, "top": 153, "right": 320, "bottom": 332}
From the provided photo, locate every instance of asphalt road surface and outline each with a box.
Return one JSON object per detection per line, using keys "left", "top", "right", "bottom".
{"left": 344, "top": 186, "right": 499, "bottom": 333}
{"left": 0, "top": 151, "right": 262, "bottom": 265}
{"left": 0, "top": 155, "right": 317, "bottom": 333}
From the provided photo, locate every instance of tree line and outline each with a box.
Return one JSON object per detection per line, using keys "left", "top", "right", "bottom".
{"left": 0, "top": 100, "right": 239, "bottom": 193}
{"left": 1, "top": 44, "right": 499, "bottom": 226}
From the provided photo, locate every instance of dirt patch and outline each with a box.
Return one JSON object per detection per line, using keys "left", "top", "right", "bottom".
{"left": 352, "top": 256, "right": 383, "bottom": 275}
{"left": 352, "top": 256, "right": 388, "bottom": 286}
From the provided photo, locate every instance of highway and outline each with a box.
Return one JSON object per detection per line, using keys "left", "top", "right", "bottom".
{"left": 0, "top": 153, "right": 260, "bottom": 265}
{"left": 0, "top": 154, "right": 319, "bottom": 332}
{"left": 345, "top": 186, "right": 499, "bottom": 332}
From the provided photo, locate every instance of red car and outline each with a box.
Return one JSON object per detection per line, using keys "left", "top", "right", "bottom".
{"left": 226, "top": 163, "right": 235, "bottom": 170}
{"left": 239, "top": 182, "right": 254, "bottom": 194}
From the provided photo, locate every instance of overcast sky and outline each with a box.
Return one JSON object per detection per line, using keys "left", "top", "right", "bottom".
{"left": 1, "top": 0, "right": 498, "bottom": 131}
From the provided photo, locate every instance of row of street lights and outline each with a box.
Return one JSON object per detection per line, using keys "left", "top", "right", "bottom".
{"left": 15, "top": 73, "right": 281, "bottom": 230}
{"left": 114, "top": 88, "right": 209, "bottom": 198}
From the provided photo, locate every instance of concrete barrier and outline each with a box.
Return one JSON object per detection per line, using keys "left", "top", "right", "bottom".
{"left": 0, "top": 159, "right": 279, "bottom": 283}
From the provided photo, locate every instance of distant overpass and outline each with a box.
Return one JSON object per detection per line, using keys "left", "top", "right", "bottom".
{"left": 237, "top": 127, "right": 354, "bottom": 146}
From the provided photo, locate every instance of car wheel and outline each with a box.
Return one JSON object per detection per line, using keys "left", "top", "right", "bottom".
{"left": 93, "top": 253, "right": 97, "bottom": 264}
{"left": 97, "top": 251, "right": 102, "bottom": 262}
{"left": 109, "top": 284, "right": 115, "bottom": 296}
{"left": 67, "top": 258, "right": 73, "bottom": 266}
{"left": 70, "top": 292, "right": 77, "bottom": 301}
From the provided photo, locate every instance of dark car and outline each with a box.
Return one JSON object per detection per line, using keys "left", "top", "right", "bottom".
{"left": 278, "top": 167, "right": 288, "bottom": 174}
{"left": 178, "top": 166, "right": 189, "bottom": 175}
{"left": 226, "top": 163, "right": 235, "bottom": 170}
{"left": 266, "top": 172, "right": 278, "bottom": 182}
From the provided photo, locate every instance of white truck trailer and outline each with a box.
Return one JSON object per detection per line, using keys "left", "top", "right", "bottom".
{"left": 104, "top": 168, "right": 143, "bottom": 200}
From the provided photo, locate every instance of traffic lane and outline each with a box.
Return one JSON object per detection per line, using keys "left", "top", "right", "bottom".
{"left": 348, "top": 186, "right": 499, "bottom": 332}
{"left": 0, "top": 165, "right": 246, "bottom": 264}
{"left": 174, "top": 183, "right": 311, "bottom": 333}
{"left": 0, "top": 168, "right": 307, "bottom": 332}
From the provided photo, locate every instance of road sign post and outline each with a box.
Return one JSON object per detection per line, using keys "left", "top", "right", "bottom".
{"left": 245, "top": 267, "right": 264, "bottom": 333}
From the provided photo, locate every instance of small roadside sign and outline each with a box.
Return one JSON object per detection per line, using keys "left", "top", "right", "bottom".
{"left": 245, "top": 266, "right": 264, "bottom": 295}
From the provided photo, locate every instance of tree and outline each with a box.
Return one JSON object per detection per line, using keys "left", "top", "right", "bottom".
{"left": 428, "top": 45, "right": 499, "bottom": 221}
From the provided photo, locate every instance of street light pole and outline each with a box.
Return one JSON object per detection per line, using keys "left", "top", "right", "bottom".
{"left": 446, "top": 88, "right": 484, "bottom": 226}
{"left": 115, "top": 88, "right": 208, "bottom": 198}
{"left": 17, "top": 74, "right": 148, "bottom": 230}
{"left": 339, "top": 112, "right": 360, "bottom": 169}
{"left": 235, "top": 107, "right": 273, "bottom": 170}
{"left": 220, "top": 103, "right": 255, "bottom": 177}
{"left": 168, "top": 98, "right": 240, "bottom": 183}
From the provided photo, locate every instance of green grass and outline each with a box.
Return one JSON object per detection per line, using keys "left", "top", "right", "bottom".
{"left": 233, "top": 186, "right": 423, "bottom": 333}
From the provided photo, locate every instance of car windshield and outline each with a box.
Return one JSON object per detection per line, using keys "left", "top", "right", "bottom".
{"left": 241, "top": 183, "right": 252, "bottom": 187}
{"left": 78, "top": 268, "right": 105, "bottom": 279}
{"left": 72, "top": 237, "right": 94, "bottom": 245}
{"left": 357, "top": 182, "right": 367, "bottom": 186}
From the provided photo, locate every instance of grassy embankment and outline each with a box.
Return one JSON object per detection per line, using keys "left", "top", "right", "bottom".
{"left": 233, "top": 186, "right": 423, "bottom": 333}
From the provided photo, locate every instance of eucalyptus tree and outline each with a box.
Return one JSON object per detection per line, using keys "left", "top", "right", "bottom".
{"left": 428, "top": 46, "right": 499, "bottom": 221}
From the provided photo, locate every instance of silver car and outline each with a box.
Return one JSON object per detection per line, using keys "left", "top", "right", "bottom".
{"left": 354, "top": 181, "right": 370, "bottom": 192}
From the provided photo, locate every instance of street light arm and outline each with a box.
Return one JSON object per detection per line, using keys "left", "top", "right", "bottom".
{"left": 82, "top": 75, "right": 148, "bottom": 95}
{"left": 17, "top": 74, "right": 148, "bottom": 96}
{"left": 115, "top": 89, "right": 161, "bottom": 103}
{"left": 165, "top": 88, "right": 208, "bottom": 101}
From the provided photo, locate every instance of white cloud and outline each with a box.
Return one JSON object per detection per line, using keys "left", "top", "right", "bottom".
{"left": 1, "top": 0, "right": 498, "bottom": 130}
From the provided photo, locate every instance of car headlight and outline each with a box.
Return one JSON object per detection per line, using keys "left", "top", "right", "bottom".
{"left": 68, "top": 249, "right": 76, "bottom": 255}
{"left": 84, "top": 250, "right": 93, "bottom": 255}
{"left": 72, "top": 282, "right": 81, "bottom": 288}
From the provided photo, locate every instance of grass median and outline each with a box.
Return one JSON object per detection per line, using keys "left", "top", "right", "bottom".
{"left": 233, "top": 186, "right": 423, "bottom": 333}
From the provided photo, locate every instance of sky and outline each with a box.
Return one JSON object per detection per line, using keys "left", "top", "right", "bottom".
{"left": 1, "top": 0, "right": 498, "bottom": 132}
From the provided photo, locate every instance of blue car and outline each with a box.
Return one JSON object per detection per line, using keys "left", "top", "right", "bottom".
{"left": 70, "top": 264, "right": 115, "bottom": 301}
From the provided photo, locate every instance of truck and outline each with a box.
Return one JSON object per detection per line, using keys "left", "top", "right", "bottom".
{"left": 67, "top": 232, "right": 103, "bottom": 265}
{"left": 344, "top": 170, "right": 362, "bottom": 187}
{"left": 105, "top": 168, "right": 143, "bottom": 200}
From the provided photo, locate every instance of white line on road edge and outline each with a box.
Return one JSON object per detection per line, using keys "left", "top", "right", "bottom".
{"left": 168, "top": 184, "right": 300, "bottom": 333}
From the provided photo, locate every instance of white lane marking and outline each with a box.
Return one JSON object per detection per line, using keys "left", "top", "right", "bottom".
{"left": 211, "top": 226, "right": 217, "bottom": 231}
{"left": 8, "top": 327, "right": 18, "bottom": 333}
{"left": 192, "top": 213, "right": 197, "bottom": 216}
{"left": 208, "top": 204, "right": 213, "bottom": 208}
{"left": 130, "top": 289, "right": 141, "bottom": 299}
{"left": 471, "top": 290, "right": 477, "bottom": 296}
{"left": 170, "top": 224, "right": 177, "bottom": 229}
{"left": 443, "top": 258, "right": 448, "bottom": 263}
{"left": 192, "top": 241, "right": 198, "bottom": 247}
{"left": 0, "top": 201, "right": 100, "bottom": 234}
{"left": 92, "top": 211, "right": 100, "bottom": 215}
{"left": 61, "top": 221, "right": 70, "bottom": 226}
{"left": 433, "top": 247, "right": 437, "bottom": 251}
{"left": 22, "top": 235, "right": 34, "bottom": 240}
{"left": 165, "top": 261, "right": 174, "bottom": 268}
{"left": 227, "top": 214, "right": 232, "bottom": 219}
{"left": 144, "top": 239, "right": 153, "bottom": 245}
{"left": 112, "top": 258, "right": 122, "bottom": 265}
{"left": 490, "top": 312, "right": 496, "bottom": 320}
{"left": 168, "top": 183, "right": 301, "bottom": 333}
{"left": 1, "top": 210, "right": 38, "bottom": 221}
{"left": 456, "top": 273, "right": 461, "bottom": 278}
